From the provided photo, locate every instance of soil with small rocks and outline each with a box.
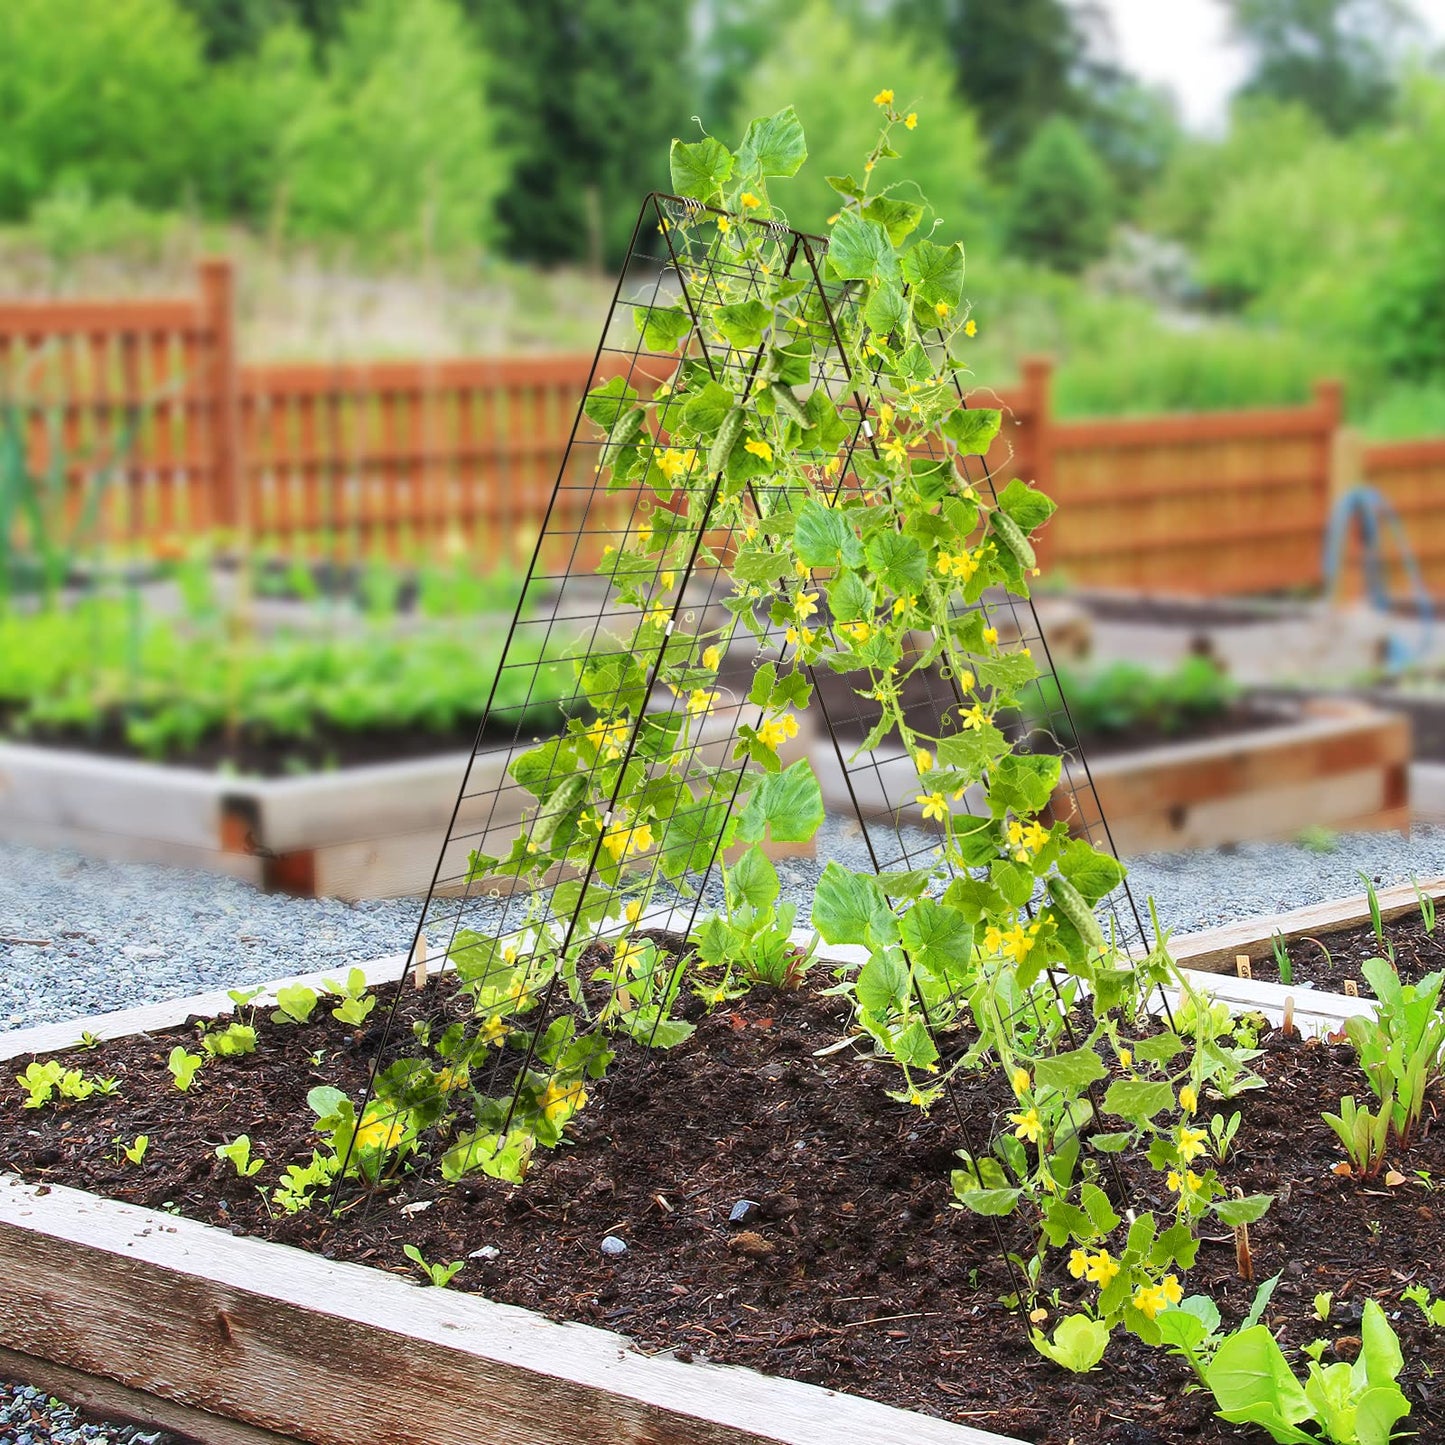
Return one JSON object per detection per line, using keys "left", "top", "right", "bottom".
{"left": 3, "top": 977, "right": 1443, "bottom": 1445}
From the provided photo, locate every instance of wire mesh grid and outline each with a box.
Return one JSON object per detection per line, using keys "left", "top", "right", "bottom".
{"left": 333, "top": 194, "right": 1152, "bottom": 1270}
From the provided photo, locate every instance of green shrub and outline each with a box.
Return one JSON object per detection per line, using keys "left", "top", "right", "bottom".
{"left": 274, "top": 0, "right": 504, "bottom": 256}
{"left": 727, "top": 0, "right": 995, "bottom": 242}
{"left": 1003, "top": 116, "right": 1116, "bottom": 274}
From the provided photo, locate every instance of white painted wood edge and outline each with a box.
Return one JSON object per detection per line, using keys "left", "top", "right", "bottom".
{"left": 5, "top": 896, "right": 1375, "bottom": 1065}
{"left": 0, "top": 1175, "right": 1019, "bottom": 1445}
{"left": 1169, "top": 876, "right": 1445, "bottom": 972}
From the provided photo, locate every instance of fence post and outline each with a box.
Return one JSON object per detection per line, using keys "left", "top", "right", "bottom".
{"left": 1020, "top": 355, "right": 1054, "bottom": 494}
{"left": 198, "top": 258, "right": 242, "bottom": 535}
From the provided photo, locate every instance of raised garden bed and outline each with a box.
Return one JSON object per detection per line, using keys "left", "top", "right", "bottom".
{"left": 0, "top": 704, "right": 817, "bottom": 898}
{"left": 1064, "top": 695, "right": 1408, "bottom": 855}
{"left": 814, "top": 694, "right": 1408, "bottom": 855}
{"left": 1072, "top": 590, "right": 1395, "bottom": 687}
{"left": 2, "top": 946, "right": 1440, "bottom": 1445}
{"left": 1171, "top": 875, "right": 1445, "bottom": 996}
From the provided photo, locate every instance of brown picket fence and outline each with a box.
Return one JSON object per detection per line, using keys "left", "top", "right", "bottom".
{"left": 4, "top": 256, "right": 1439, "bottom": 597}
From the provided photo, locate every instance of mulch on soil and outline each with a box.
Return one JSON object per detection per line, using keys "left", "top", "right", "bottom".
{"left": 0, "top": 710, "right": 492, "bottom": 777}
{"left": 1247, "top": 905, "right": 1445, "bottom": 997}
{"left": 4, "top": 979, "right": 1443, "bottom": 1445}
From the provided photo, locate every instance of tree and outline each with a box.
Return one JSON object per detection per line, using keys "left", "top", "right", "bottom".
{"left": 176, "top": 0, "right": 354, "bottom": 58}
{"left": 1221, "top": 0, "right": 1423, "bottom": 133}
{"left": 0, "top": 0, "right": 207, "bottom": 219}
{"left": 728, "top": 0, "right": 995, "bottom": 243}
{"left": 458, "top": 0, "right": 694, "bottom": 267}
{"left": 890, "top": 0, "right": 1112, "bottom": 159}
{"left": 274, "top": 0, "right": 504, "bottom": 255}
{"left": 1004, "top": 115, "right": 1115, "bottom": 273}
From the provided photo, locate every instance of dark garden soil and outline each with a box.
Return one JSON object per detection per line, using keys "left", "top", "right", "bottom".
{"left": 0, "top": 708, "right": 511, "bottom": 777}
{"left": 5, "top": 971, "right": 1444, "bottom": 1444}
{"left": 1032, "top": 702, "right": 1290, "bottom": 760}
{"left": 1244, "top": 906, "right": 1445, "bottom": 997}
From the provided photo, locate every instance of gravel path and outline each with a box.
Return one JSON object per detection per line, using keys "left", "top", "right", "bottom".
{"left": 5, "top": 820, "right": 1445, "bottom": 1033}
{"left": 0, "top": 1381, "right": 175, "bottom": 1444}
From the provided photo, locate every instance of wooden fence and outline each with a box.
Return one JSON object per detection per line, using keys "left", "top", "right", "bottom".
{"left": 1360, "top": 437, "right": 1445, "bottom": 597}
{"left": 4, "top": 257, "right": 1442, "bottom": 597}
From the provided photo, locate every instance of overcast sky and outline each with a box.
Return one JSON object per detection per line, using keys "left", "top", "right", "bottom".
{"left": 1098, "top": 0, "right": 1445, "bottom": 131}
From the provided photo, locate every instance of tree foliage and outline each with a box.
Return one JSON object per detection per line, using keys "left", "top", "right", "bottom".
{"left": 273, "top": 0, "right": 503, "bottom": 255}
{"left": 459, "top": 0, "right": 694, "bottom": 265}
{"left": 891, "top": 0, "right": 1111, "bottom": 159}
{"left": 1004, "top": 116, "right": 1116, "bottom": 273}
{"left": 0, "top": 0, "right": 207, "bottom": 220}
{"left": 1222, "top": 0, "right": 1423, "bottom": 133}
{"left": 728, "top": 0, "right": 994, "bottom": 241}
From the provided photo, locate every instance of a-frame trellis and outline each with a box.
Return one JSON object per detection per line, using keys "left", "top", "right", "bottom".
{"left": 341, "top": 194, "right": 1149, "bottom": 1232}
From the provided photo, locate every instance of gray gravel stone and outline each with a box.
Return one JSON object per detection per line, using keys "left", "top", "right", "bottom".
{"left": 0, "top": 1380, "right": 178, "bottom": 1443}
{"left": 4, "top": 818, "right": 1445, "bottom": 1033}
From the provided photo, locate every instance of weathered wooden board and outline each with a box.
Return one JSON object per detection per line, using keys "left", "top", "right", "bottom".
{"left": 0, "top": 1177, "right": 1018, "bottom": 1445}
{"left": 0, "top": 1344, "right": 297, "bottom": 1445}
{"left": 1168, "top": 876, "right": 1445, "bottom": 974}
{"left": 1073, "top": 699, "right": 1409, "bottom": 855}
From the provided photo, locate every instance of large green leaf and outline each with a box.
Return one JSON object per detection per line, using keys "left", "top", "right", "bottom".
{"left": 634, "top": 305, "right": 692, "bottom": 353}
{"left": 715, "top": 299, "right": 772, "bottom": 350}
{"left": 812, "top": 862, "right": 895, "bottom": 947}
{"left": 726, "top": 844, "right": 780, "bottom": 911}
{"left": 1057, "top": 839, "right": 1127, "bottom": 903}
{"left": 793, "top": 499, "right": 862, "bottom": 568}
{"left": 864, "top": 530, "right": 927, "bottom": 595}
{"left": 863, "top": 195, "right": 924, "bottom": 246}
{"left": 1032, "top": 1314, "right": 1110, "bottom": 1374}
{"left": 856, "top": 949, "right": 908, "bottom": 1014}
{"left": 826, "top": 211, "right": 898, "bottom": 284}
{"left": 582, "top": 375, "right": 639, "bottom": 429}
{"left": 682, "top": 380, "right": 736, "bottom": 435}
{"left": 987, "top": 753, "right": 1061, "bottom": 814}
{"left": 1101, "top": 1078, "right": 1176, "bottom": 1120}
{"left": 899, "top": 898, "right": 974, "bottom": 980}
{"left": 670, "top": 136, "right": 734, "bottom": 201}
{"left": 1205, "top": 1327, "right": 1315, "bottom": 1441}
{"left": 901, "top": 238, "right": 966, "bottom": 309}
{"left": 997, "top": 476, "right": 1058, "bottom": 534}
{"left": 736, "top": 105, "right": 807, "bottom": 179}
{"left": 735, "top": 760, "right": 825, "bottom": 843}
{"left": 1034, "top": 1046, "right": 1107, "bottom": 1092}
{"left": 941, "top": 406, "right": 1002, "bottom": 456}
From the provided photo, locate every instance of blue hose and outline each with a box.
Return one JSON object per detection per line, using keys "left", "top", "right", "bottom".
{"left": 1321, "top": 485, "right": 1433, "bottom": 673}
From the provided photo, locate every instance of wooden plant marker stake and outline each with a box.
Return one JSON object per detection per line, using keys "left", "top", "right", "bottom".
{"left": 1282, "top": 995, "right": 1296, "bottom": 1040}
{"left": 1235, "top": 953, "right": 1253, "bottom": 980}
{"left": 1343, "top": 979, "right": 1359, "bottom": 997}
{"left": 411, "top": 934, "right": 429, "bottom": 990}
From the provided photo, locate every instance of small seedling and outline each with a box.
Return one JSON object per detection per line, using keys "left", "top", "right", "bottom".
{"left": 203, "top": 1022, "right": 257, "bottom": 1058}
{"left": 1413, "top": 876, "right": 1437, "bottom": 936}
{"left": 1312, "top": 1291, "right": 1333, "bottom": 1322}
{"left": 215, "top": 1135, "right": 265, "bottom": 1178}
{"left": 121, "top": 1135, "right": 149, "bottom": 1166}
{"left": 1403, "top": 1284, "right": 1445, "bottom": 1327}
{"left": 271, "top": 983, "right": 320, "bottom": 1026}
{"left": 1358, "top": 871, "right": 1387, "bottom": 947}
{"left": 1208, "top": 1110, "right": 1241, "bottom": 1163}
{"left": 168, "top": 1046, "right": 204, "bottom": 1091}
{"left": 227, "top": 986, "right": 265, "bottom": 1008}
{"left": 403, "top": 1243, "right": 463, "bottom": 1288}
{"left": 324, "top": 967, "right": 376, "bottom": 1027}
{"left": 1270, "top": 932, "right": 1293, "bottom": 987}
{"left": 1296, "top": 825, "right": 1340, "bottom": 854}
{"left": 78, "top": 1030, "right": 101, "bottom": 1050}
